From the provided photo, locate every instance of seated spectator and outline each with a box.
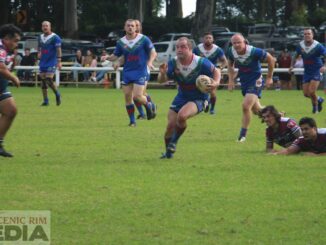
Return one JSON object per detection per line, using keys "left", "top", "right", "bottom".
{"left": 260, "top": 105, "right": 302, "bottom": 153}
{"left": 83, "top": 49, "right": 93, "bottom": 81}
{"left": 89, "top": 53, "right": 97, "bottom": 82}
{"left": 94, "top": 49, "right": 112, "bottom": 83}
{"left": 17, "top": 48, "right": 36, "bottom": 81}
{"left": 274, "top": 117, "right": 326, "bottom": 156}
{"left": 72, "top": 49, "right": 84, "bottom": 82}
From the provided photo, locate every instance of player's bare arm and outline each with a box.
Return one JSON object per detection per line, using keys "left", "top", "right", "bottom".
{"left": 0, "top": 62, "right": 20, "bottom": 87}
{"left": 265, "top": 52, "right": 275, "bottom": 87}
{"left": 108, "top": 54, "right": 118, "bottom": 62}
{"left": 56, "top": 46, "right": 62, "bottom": 70}
{"left": 157, "top": 63, "right": 168, "bottom": 83}
{"left": 147, "top": 49, "right": 157, "bottom": 70}
{"left": 227, "top": 59, "right": 235, "bottom": 91}
{"left": 320, "top": 54, "right": 326, "bottom": 73}
{"left": 289, "top": 53, "right": 299, "bottom": 72}
{"left": 273, "top": 145, "right": 300, "bottom": 155}
{"left": 207, "top": 67, "right": 221, "bottom": 92}
{"left": 218, "top": 55, "right": 228, "bottom": 70}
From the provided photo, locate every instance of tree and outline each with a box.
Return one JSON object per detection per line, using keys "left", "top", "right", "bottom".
{"left": 0, "top": 0, "right": 11, "bottom": 26}
{"left": 191, "top": 0, "right": 214, "bottom": 41}
{"left": 64, "top": 0, "right": 78, "bottom": 38}
{"left": 166, "top": 0, "right": 183, "bottom": 18}
{"left": 128, "top": 0, "right": 143, "bottom": 22}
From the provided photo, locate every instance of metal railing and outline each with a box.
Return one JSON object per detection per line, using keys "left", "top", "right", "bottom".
{"left": 14, "top": 66, "right": 305, "bottom": 89}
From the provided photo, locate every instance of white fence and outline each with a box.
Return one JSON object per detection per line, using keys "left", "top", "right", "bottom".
{"left": 14, "top": 66, "right": 305, "bottom": 89}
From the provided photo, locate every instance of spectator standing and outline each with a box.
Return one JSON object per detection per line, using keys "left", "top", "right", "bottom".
{"left": 277, "top": 49, "right": 292, "bottom": 90}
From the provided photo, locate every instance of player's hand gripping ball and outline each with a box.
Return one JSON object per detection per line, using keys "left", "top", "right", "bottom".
{"left": 196, "top": 75, "right": 212, "bottom": 93}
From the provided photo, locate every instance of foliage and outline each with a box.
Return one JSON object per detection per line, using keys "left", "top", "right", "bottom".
{"left": 288, "top": 5, "right": 309, "bottom": 26}
{"left": 1, "top": 87, "right": 325, "bottom": 244}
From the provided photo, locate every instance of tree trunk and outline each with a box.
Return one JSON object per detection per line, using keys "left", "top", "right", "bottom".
{"left": 191, "top": 0, "right": 214, "bottom": 41}
{"left": 166, "top": 0, "right": 183, "bottom": 18}
{"left": 318, "top": 0, "right": 326, "bottom": 8}
{"left": 269, "top": 0, "right": 277, "bottom": 24}
{"left": 258, "top": 0, "right": 267, "bottom": 21}
{"left": 64, "top": 0, "right": 78, "bottom": 38}
{"left": 0, "top": 0, "right": 10, "bottom": 26}
{"left": 128, "top": 0, "right": 144, "bottom": 22}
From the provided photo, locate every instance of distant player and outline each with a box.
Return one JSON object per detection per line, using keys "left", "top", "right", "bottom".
{"left": 260, "top": 105, "right": 301, "bottom": 153}
{"left": 290, "top": 28, "right": 326, "bottom": 114}
{"left": 115, "top": 19, "right": 157, "bottom": 120}
{"left": 158, "top": 37, "right": 221, "bottom": 159}
{"left": 38, "top": 21, "right": 62, "bottom": 106}
{"left": 193, "top": 32, "right": 227, "bottom": 114}
{"left": 0, "top": 24, "right": 22, "bottom": 157}
{"left": 227, "top": 33, "right": 275, "bottom": 142}
{"left": 275, "top": 117, "right": 326, "bottom": 156}
{"left": 109, "top": 19, "right": 157, "bottom": 126}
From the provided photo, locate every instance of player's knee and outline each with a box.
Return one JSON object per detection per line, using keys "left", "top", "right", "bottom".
{"left": 45, "top": 77, "right": 53, "bottom": 86}
{"left": 177, "top": 112, "right": 188, "bottom": 123}
{"left": 242, "top": 103, "right": 251, "bottom": 112}
{"left": 166, "top": 122, "right": 175, "bottom": 134}
{"left": 133, "top": 94, "right": 142, "bottom": 102}
{"left": 41, "top": 80, "right": 48, "bottom": 89}
{"left": 4, "top": 105, "right": 17, "bottom": 119}
{"left": 303, "top": 92, "right": 310, "bottom": 97}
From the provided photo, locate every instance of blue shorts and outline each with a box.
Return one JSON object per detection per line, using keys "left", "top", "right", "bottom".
{"left": 170, "top": 95, "right": 207, "bottom": 113}
{"left": 121, "top": 75, "right": 147, "bottom": 86}
{"left": 0, "top": 91, "right": 12, "bottom": 101}
{"left": 241, "top": 79, "right": 264, "bottom": 99}
{"left": 40, "top": 66, "right": 56, "bottom": 74}
{"left": 303, "top": 73, "right": 322, "bottom": 83}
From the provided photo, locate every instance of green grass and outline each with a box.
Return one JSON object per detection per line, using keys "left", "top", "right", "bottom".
{"left": 0, "top": 87, "right": 326, "bottom": 245}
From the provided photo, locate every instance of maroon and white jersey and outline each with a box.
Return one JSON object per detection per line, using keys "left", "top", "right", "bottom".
{"left": 266, "top": 117, "right": 301, "bottom": 147}
{"left": 0, "top": 40, "right": 14, "bottom": 71}
{"left": 291, "top": 128, "right": 326, "bottom": 153}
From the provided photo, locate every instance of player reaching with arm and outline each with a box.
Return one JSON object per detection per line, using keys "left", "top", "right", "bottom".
{"left": 227, "top": 33, "right": 275, "bottom": 142}
{"left": 158, "top": 37, "right": 221, "bottom": 159}
{"left": 274, "top": 117, "right": 326, "bottom": 156}
{"left": 259, "top": 105, "right": 302, "bottom": 153}
{"left": 289, "top": 28, "right": 326, "bottom": 114}
{"left": 0, "top": 24, "right": 22, "bottom": 157}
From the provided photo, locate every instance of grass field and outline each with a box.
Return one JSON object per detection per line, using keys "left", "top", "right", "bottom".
{"left": 0, "top": 87, "right": 325, "bottom": 245}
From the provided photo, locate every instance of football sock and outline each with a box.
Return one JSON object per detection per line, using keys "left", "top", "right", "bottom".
{"left": 126, "top": 104, "right": 135, "bottom": 124}
{"left": 0, "top": 138, "right": 3, "bottom": 147}
{"left": 146, "top": 94, "right": 152, "bottom": 103}
{"left": 170, "top": 125, "right": 186, "bottom": 144}
{"left": 210, "top": 96, "right": 216, "bottom": 111}
{"left": 239, "top": 127, "right": 247, "bottom": 138}
{"left": 164, "top": 137, "right": 172, "bottom": 150}
{"left": 134, "top": 99, "right": 145, "bottom": 117}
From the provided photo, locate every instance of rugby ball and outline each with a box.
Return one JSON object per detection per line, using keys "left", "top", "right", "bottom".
{"left": 196, "top": 75, "right": 212, "bottom": 93}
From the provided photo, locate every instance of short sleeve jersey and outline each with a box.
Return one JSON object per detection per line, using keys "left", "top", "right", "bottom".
{"left": 227, "top": 45, "right": 266, "bottom": 83}
{"left": 193, "top": 43, "right": 224, "bottom": 65}
{"left": 291, "top": 128, "right": 326, "bottom": 153}
{"left": 266, "top": 117, "right": 301, "bottom": 147}
{"left": 167, "top": 54, "right": 215, "bottom": 100}
{"left": 114, "top": 34, "right": 154, "bottom": 80}
{"left": 295, "top": 40, "right": 326, "bottom": 75}
{"left": 38, "top": 33, "right": 62, "bottom": 67}
{"left": 0, "top": 40, "right": 14, "bottom": 92}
